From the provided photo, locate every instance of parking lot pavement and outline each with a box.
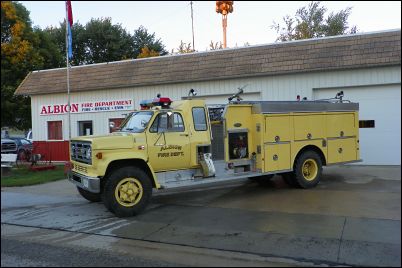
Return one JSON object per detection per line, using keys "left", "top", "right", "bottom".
{"left": 1, "top": 165, "right": 401, "bottom": 266}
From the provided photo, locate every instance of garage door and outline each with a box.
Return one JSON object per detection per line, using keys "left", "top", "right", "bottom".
{"left": 314, "top": 84, "right": 401, "bottom": 165}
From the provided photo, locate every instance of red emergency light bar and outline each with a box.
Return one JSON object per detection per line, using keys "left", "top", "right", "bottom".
{"left": 140, "top": 97, "right": 172, "bottom": 110}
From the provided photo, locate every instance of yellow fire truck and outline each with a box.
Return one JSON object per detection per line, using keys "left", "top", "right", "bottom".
{"left": 68, "top": 89, "right": 361, "bottom": 217}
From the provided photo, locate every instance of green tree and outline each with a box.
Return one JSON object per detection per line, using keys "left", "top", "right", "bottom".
{"left": 271, "top": 1, "right": 357, "bottom": 42}
{"left": 1, "top": 1, "right": 42, "bottom": 130}
{"left": 33, "top": 27, "right": 64, "bottom": 69}
{"left": 45, "top": 21, "right": 167, "bottom": 65}
{"left": 132, "top": 25, "right": 167, "bottom": 58}
{"left": 44, "top": 21, "right": 86, "bottom": 66}
{"left": 83, "top": 18, "right": 134, "bottom": 64}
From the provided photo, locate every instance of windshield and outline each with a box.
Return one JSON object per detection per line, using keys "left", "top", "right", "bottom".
{"left": 119, "top": 111, "right": 153, "bottom": 133}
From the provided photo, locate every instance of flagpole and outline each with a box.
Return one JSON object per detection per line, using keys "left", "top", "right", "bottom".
{"left": 65, "top": 1, "right": 71, "bottom": 141}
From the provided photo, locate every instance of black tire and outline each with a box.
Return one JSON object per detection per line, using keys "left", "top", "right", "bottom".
{"left": 290, "top": 151, "right": 323, "bottom": 189}
{"left": 102, "top": 166, "right": 152, "bottom": 217}
{"left": 77, "top": 186, "right": 101, "bottom": 202}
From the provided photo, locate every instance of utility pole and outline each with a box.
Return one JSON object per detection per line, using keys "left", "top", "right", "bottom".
{"left": 190, "top": 1, "right": 195, "bottom": 51}
{"left": 216, "top": 1, "right": 233, "bottom": 49}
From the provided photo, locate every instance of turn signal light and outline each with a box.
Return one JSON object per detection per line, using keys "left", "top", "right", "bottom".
{"left": 96, "top": 152, "right": 102, "bottom": 159}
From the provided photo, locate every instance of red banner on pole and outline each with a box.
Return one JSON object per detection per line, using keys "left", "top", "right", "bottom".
{"left": 66, "top": 1, "right": 73, "bottom": 26}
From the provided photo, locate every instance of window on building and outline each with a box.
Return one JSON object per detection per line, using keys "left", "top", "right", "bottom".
{"left": 359, "top": 120, "right": 375, "bottom": 128}
{"left": 78, "top": 121, "right": 93, "bottom": 136}
{"left": 48, "top": 121, "right": 63, "bottom": 140}
{"left": 109, "top": 118, "right": 124, "bottom": 133}
{"left": 192, "top": 107, "right": 207, "bottom": 131}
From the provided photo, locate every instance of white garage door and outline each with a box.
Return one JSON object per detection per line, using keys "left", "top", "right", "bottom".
{"left": 314, "top": 84, "right": 401, "bottom": 165}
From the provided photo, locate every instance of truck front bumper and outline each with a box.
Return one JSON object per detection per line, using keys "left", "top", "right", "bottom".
{"left": 68, "top": 171, "right": 100, "bottom": 193}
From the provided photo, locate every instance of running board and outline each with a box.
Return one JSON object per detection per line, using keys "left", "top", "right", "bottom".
{"left": 156, "top": 160, "right": 259, "bottom": 189}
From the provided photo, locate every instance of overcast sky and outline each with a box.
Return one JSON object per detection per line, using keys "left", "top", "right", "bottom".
{"left": 20, "top": 1, "right": 401, "bottom": 52}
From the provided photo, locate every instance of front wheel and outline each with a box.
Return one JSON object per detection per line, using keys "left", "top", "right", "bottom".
{"left": 102, "top": 166, "right": 152, "bottom": 217}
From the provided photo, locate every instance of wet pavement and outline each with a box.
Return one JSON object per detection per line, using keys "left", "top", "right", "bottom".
{"left": 1, "top": 165, "right": 401, "bottom": 266}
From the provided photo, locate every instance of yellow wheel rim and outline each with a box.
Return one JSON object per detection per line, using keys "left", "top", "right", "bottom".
{"left": 115, "top": 178, "right": 143, "bottom": 207}
{"left": 302, "top": 159, "right": 318, "bottom": 181}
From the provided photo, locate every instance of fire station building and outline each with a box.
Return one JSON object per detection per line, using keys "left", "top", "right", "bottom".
{"left": 15, "top": 29, "right": 401, "bottom": 165}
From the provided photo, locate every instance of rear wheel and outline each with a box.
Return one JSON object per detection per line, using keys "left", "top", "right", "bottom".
{"left": 77, "top": 187, "right": 101, "bottom": 202}
{"left": 102, "top": 166, "right": 152, "bottom": 217}
{"left": 290, "top": 151, "right": 323, "bottom": 188}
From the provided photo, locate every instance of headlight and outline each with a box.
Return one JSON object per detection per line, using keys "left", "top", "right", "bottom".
{"left": 71, "top": 145, "right": 75, "bottom": 156}
{"left": 85, "top": 147, "right": 91, "bottom": 159}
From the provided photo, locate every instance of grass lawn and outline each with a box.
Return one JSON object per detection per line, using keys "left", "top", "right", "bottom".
{"left": 1, "top": 165, "right": 66, "bottom": 187}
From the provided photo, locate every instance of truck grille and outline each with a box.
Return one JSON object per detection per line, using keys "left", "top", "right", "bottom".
{"left": 1, "top": 142, "right": 17, "bottom": 153}
{"left": 70, "top": 141, "right": 91, "bottom": 165}
{"left": 73, "top": 163, "right": 88, "bottom": 173}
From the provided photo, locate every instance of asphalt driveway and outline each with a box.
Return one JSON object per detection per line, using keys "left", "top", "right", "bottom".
{"left": 1, "top": 165, "right": 401, "bottom": 266}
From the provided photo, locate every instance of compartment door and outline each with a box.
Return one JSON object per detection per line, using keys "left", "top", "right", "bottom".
{"left": 265, "top": 115, "right": 292, "bottom": 142}
{"left": 341, "top": 138, "right": 357, "bottom": 162}
{"left": 264, "top": 143, "right": 291, "bottom": 172}
{"left": 327, "top": 113, "right": 356, "bottom": 138}
{"left": 328, "top": 138, "right": 357, "bottom": 164}
{"left": 294, "top": 115, "right": 325, "bottom": 140}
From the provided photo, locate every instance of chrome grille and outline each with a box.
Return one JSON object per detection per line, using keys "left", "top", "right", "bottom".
{"left": 70, "top": 141, "right": 92, "bottom": 165}
{"left": 1, "top": 142, "right": 17, "bottom": 152}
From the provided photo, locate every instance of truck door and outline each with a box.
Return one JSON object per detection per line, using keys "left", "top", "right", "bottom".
{"left": 146, "top": 112, "right": 191, "bottom": 171}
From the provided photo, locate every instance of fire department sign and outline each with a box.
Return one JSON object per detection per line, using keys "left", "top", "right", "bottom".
{"left": 40, "top": 99, "right": 134, "bottom": 115}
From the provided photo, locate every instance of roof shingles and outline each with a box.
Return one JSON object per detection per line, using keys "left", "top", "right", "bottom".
{"left": 15, "top": 30, "right": 401, "bottom": 96}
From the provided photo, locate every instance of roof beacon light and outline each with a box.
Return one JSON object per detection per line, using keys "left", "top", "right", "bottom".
{"left": 152, "top": 97, "right": 172, "bottom": 108}
{"left": 140, "top": 97, "right": 172, "bottom": 110}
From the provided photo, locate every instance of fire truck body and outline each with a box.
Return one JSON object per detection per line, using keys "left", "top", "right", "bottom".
{"left": 68, "top": 91, "right": 360, "bottom": 217}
